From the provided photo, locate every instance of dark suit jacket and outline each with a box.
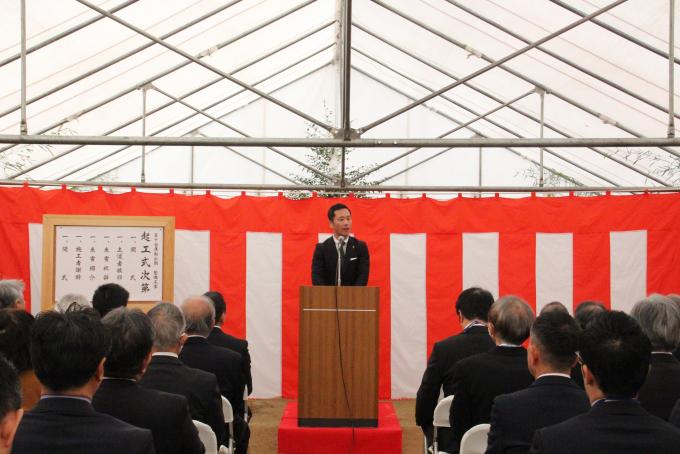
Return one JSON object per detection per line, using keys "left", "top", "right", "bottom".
{"left": 638, "top": 353, "right": 680, "bottom": 421}
{"left": 208, "top": 326, "right": 252, "bottom": 395}
{"left": 180, "top": 336, "right": 245, "bottom": 417}
{"left": 13, "top": 396, "right": 156, "bottom": 454}
{"left": 415, "top": 325, "right": 494, "bottom": 428}
{"left": 311, "top": 236, "right": 369, "bottom": 286}
{"left": 93, "top": 378, "right": 203, "bottom": 454}
{"left": 449, "top": 346, "right": 533, "bottom": 450}
{"left": 485, "top": 375, "right": 590, "bottom": 454}
{"left": 530, "top": 400, "right": 680, "bottom": 454}
{"left": 139, "top": 354, "right": 227, "bottom": 447}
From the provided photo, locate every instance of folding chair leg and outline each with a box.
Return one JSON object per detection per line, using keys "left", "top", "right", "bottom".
{"left": 433, "top": 427, "right": 439, "bottom": 454}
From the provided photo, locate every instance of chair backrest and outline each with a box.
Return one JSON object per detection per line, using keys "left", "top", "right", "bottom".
{"left": 433, "top": 395, "right": 454, "bottom": 428}
{"left": 193, "top": 419, "right": 218, "bottom": 454}
{"left": 221, "top": 396, "right": 234, "bottom": 423}
{"left": 459, "top": 423, "right": 490, "bottom": 454}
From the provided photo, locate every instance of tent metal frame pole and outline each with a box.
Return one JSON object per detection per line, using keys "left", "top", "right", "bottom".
{"left": 445, "top": 0, "right": 679, "bottom": 121}
{"left": 357, "top": 0, "right": 627, "bottom": 134}
{"left": 140, "top": 85, "right": 148, "bottom": 183}
{"left": 339, "top": 0, "right": 353, "bottom": 187}
{"left": 350, "top": 48, "right": 629, "bottom": 186}
{"left": 19, "top": 0, "right": 28, "bottom": 135}
{"left": 357, "top": 6, "right": 680, "bottom": 161}
{"left": 539, "top": 89, "right": 546, "bottom": 187}
{"left": 549, "top": 0, "right": 680, "bottom": 64}
{"left": 75, "top": 0, "right": 332, "bottom": 131}
{"left": 9, "top": 32, "right": 335, "bottom": 178}
{"left": 0, "top": 0, "right": 317, "bottom": 157}
{"left": 670, "top": 0, "right": 676, "bottom": 138}
{"left": 0, "top": 0, "right": 140, "bottom": 68}
{"left": 2, "top": 179, "right": 677, "bottom": 194}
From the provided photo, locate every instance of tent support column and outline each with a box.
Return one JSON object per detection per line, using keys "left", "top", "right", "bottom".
{"left": 141, "top": 85, "right": 148, "bottom": 183}
{"left": 20, "top": 0, "right": 27, "bottom": 135}
{"left": 670, "top": 0, "right": 676, "bottom": 137}
{"left": 539, "top": 88, "right": 546, "bottom": 187}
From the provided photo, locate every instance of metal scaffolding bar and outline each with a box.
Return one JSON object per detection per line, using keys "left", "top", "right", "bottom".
{"left": 19, "top": 0, "right": 27, "bottom": 135}
{"left": 0, "top": 0, "right": 139, "bottom": 68}
{"left": 445, "top": 0, "right": 680, "bottom": 122}
{"left": 141, "top": 85, "right": 148, "bottom": 182}
{"left": 670, "top": 0, "right": 676, "bottom": 138}
{"left": 358, "top": 0, "right": 627, "bottom": 133}
{"left": 76, "top": 0, "right": 332, "bottom": 131}
{"left": 339, "top": 0, "right": 353, "bottom": 187}
{"left": 539, "top": 89, "right": 546, "bottom": 187}
{"left": 1, "top": 179, "right": 676, "bottom": 193}
{"left": 549, "top": 0, "right": 680, "bottom": 64}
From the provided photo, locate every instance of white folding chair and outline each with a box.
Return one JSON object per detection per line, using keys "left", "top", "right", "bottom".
{"left": 194, "top": 419, "right": 218, "bottom": 454}
{"left": 221, "top": 396, "right": 236, "bottom": 454}
{"left": 430, "top": 394, "right": 454, "bottom": 454}
{"left": 243, "top": 386, "right": 250, "bottom": 423}
{"left": 459, "top": 423, "right": 490, "bottom": 454}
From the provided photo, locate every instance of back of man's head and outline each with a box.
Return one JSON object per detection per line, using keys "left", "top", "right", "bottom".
{"left": 55, "top": 293, "right": 91, "bottom": 313}
{"left": 0, "top": 355, "right": 22, "bottom": 451}
{"left": 0, "top": 280, "right": 24, "bottom": 310}
{"left": 0, "top": 309, "right": 34, "bottom": 373}
{"left": 579, "top": 310, "right": 651, "bottom": 398}
{"left": 180, "top": 296, "right": 215, "bottom": 337}
{"left": 539, "top": 301, "right": 570, "bottom": 316}
{"left": 31, "top": 309, "right": 110, "bottom": 393}
{"left": 488, "top": 296, "right": 535, "bottom": 345}
{"left": 530, "top": 311, "right": 580, "bottom": 372}
{"left": 455, "top": 287, "right": 494, "bottom": 322}
{"left": 148, "top": 303, "right": 185, "bottom": 351}
{"left": 92, "top": 283, "right": 129, "bottom": 318}
{"left": 574, "top": 301, "right": 607, "bottom": 329}
{"left": 630, "top": 294, "right": 680, "bottom": 352}
{"left": 203, "top": 291, "right": 226, "bottom": 325}
{"left": 101, "top": 308, "right": 152, "bottom": 379}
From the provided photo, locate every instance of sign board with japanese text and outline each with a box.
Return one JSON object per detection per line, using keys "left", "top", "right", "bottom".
{"left": 42, "top": 215, "right": 175, "bottom": 312}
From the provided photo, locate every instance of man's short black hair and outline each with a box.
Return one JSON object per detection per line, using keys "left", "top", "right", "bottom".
{"left": 327, "top": 203, "right": 351, "bottom": 221}
{"left": 101, "top": 308, "right": 153, "bottom": 379}
{"left": 579, "top": 310, "right": 651, "bottom": 398}
{"left": 539, "top": 301, "right": 570, "bottom": 316}
{"left": 92, "top": 283, "right": 129, "bottom": 318}
{"left": 0, "top": 309, "right": 35, "bottom": 372}
{"left": 531, "top": 311, "right": 580, "bottom": 370}
{"left": 455, "top": 287, "right": 494, "bottom": 322}
{"left": 204, "top": 291, "right": 226, "bottom": 323}
{"left": 574, "top": 301, "right": 607, "bottom": 329}
{"left": 0, "top": 355, "right": 21, "bottom": 420}
{"left": 31, "top": 309, "right": 110, "bottom": 392}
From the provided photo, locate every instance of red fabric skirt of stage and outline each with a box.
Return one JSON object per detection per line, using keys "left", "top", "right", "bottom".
{"left": 278, "top": 401, "right": 402, "bottom": 454}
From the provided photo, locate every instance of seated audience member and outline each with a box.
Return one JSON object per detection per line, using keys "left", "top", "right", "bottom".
{"left": 93, "top": 308, "right": 203, "bottom": 454}
{"left": 486, "top": 311, "right": 589, "bottom": 454}
{"left": 139, "top": 302, "right": 227, "bottom": 448}
{"left": 0, "top": 310, "right": 39, "bottom": 410}
{"left": 449, "top": 296, "right": 535, "bottom": 451}
{"left": 92, "top": 283, "right": 129, "bottom": 318}
{"left": 530, "top": 311, "right": 680, "bottom": 454}
{"left": 55, "top": 293, "right": 91, "bottom": 313}
{"left": 571, "top": 301, "right": 607, "bottom": 387}
{"left": 0, "top": 355, "right": 22, "bottom": 454}
{"left": 13, "top": 309, "right": 155, "bottom": 453}
{"left": 631, "top": 295, "right": 680, "bottom": 420}
{"left": 415, "top": 287, "right": 495, "bottom": 449}
{"left": 0, "top": 280, "right": 24, "bottom": 310}
{"left": 538, "top": 301, "right": 569, "bottom": 316}
{"left": 668, "top": 294, "right": 680, "bottom": 362}
{"left": 179, "top": 296, "right": 249, "bottom": 454}
{"left": 204, "top": 291, "right": 252, "bottom": 396}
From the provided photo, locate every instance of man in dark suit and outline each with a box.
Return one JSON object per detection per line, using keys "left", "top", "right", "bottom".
{"left": 415, "top": 287, "right": 495, "bottom": 449}
{"left": 0, "top": 355, "right": 22, "bottom": 454}
{"left": 311, "top": 203, "right": 369, "bottom": 286}
{"left": 631, "top": 295, "right": 680, "bottom": 420}
{"left": 139, "top": 302, "right": 227, "bottom": 449}
{"left": 13, "top": 309, "right": 155, "bottom": 454}
{"left": 179, "top": 296, "right": 249, "bottom": 454}
{"left": 449, "top": 296, "right": 535, "bottom": 452}
{"left": 530, "top": 311, "right": 680, "bottom": 454}
{"left": 486, "top": 311, "right": 589, "bottom": 454}
{"left": 204, "top": 291, "right": 252, "bottom": 396}
{"left": 92, "top": 308, "right": 203, "bottom": 454}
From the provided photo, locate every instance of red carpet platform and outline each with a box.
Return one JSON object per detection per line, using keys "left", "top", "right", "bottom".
{"left": 278, "top": 401, "right": 402, "bottom": 454}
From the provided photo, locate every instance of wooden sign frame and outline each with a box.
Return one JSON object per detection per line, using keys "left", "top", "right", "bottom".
{"left": 41, "top": 215, "right": 175, "bottom": 312}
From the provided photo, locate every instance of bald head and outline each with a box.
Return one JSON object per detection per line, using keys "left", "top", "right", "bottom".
{"left": 180, "top": 296, "right": 215, "bottom": 337}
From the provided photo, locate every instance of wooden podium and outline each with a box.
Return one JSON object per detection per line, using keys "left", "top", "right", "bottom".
{"left": 298, "top": 286, "right": 379, "bottom": 427}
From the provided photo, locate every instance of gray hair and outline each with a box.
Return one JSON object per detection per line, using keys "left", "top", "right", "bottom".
{"left": 55, "top": 293, "right": 91, "bottom": 313}
{"left": 668, "top": 294, "right": 680, "bottom": 305}
{"left": 0, "top": 280, "right": 24, "bottom": 309}
{"left": 630, "top": 294, "right": 680, "bottom": 351}
{"left": 148, "top": 303, "right": 185, "bottom": 351}
{"left": 488, "top": 295, "right": 535, "bottom": 345}
{"left": 180, "top": 296, "right": 215, "bottom": 337}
